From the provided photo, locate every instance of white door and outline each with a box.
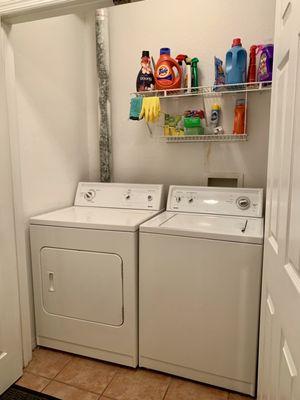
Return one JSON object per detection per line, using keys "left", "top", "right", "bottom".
{"left": 258, "top": 1, "right": 300, "bottom": 399}
{"left": 0, "top": 24, "right": 23, "bottom": 395}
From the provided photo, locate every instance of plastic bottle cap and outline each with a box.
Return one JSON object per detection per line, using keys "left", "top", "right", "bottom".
{"left": 142, "top": 51, "right": 150, "bottom": 58}
{"left": 232, "top": 38, "right": 242, "bottom": 47}
{"left": 160, "top": 48, "right": 171, "bottom": 56}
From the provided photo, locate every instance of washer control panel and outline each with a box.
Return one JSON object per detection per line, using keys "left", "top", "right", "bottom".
{"left": 75, "top": 182, "right": 165, "bottom": 210}
{"left": 168, "top": 186, "right": 263, "bottom": 217}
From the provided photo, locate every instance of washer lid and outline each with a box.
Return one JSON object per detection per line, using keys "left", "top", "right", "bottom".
{"left": 140, "top": 212, "right": 264, "bottom": 244}
{"left": 30, "top": 206, "right": 160, "bottom": 232}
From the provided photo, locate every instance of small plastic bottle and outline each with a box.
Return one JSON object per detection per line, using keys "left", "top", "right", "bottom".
{"left": 233, "top": 99, "right": 246, "bottom": 134}
{"left": 210, "top": 104, "right": 221, "bottom": 131}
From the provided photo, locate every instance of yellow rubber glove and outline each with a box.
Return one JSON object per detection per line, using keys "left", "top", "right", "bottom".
{"left": 153, "top": 97, "right": 161, "bottom": 122}
{"left": 140, "top": 97, "right": 161, "bottom": 123}
{"left": 139, "top": 97, "right": 149, "bottom": 122}
{"left": 151, "top": 97, "right": 161, "bottom": 122}
{"left": 148, "top": 98, "right": 155, "bottom": 122}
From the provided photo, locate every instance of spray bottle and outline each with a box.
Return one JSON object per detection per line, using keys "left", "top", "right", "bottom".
{"left": 176, "top": 54, "right": 187, "bottom": 88}
{"left": 247, "top": 45, "right": 257, "bottom": 83}
{"left": 185, "top": 57, "right": 192, "bottom": 93}
{"left": 191, "top": 58, "right": 199, "bottom": 91}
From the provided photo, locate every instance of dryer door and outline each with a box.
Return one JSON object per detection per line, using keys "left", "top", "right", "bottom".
{"left": 41, "top": 248, "right": 123, "bottom": 326}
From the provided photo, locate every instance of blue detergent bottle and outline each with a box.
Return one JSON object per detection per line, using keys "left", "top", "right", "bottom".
{"left": 225, "top": 38, "right": 247, "bottom": 85}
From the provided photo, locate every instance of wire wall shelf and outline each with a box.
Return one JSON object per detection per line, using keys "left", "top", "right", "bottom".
{"left": 131, "top": 82, "right": 272, "bottom": 99}
{"left": 160, "top": 133, "right": 248, "bottom": 143}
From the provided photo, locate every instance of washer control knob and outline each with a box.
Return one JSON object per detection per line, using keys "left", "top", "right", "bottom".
{"left": 237, "top": 196, "right": 251, "bottom": 210}
{"left": 148, "top": 195, "right": 153, "bottom": 202}
{"left": 188, "top": 197, "right": 194, "bottom": 203}
{"left": 84, "top": 190, "right": 96, "bottom": 201}
{"left": 175, "top": 196, "right": 181, "bottom": 203}
{"left": 124, "top": 193, "right": 131, "bottom": 200}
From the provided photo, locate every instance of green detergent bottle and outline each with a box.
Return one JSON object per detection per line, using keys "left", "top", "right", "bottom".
{"left": 191, "top": 58, "right": 199, "bottom": 90}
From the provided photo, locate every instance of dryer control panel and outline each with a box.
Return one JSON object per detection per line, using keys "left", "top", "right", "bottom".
{"left": 167, "top": 186, "right": 263, "bottom": 217}
{"left": 75, "top": 182, "right": 165, "bottom": 210}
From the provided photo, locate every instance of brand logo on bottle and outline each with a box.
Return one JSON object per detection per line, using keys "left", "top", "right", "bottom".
{"left": 158, "top": 64, "right": 172, "bottom": 79}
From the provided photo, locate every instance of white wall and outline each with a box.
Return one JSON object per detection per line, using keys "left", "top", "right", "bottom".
{"left": 10, "top": 13, "right": 99, "bottom": 349}
{"left": 108, "top": 0, "right": 275, "bottom": 189}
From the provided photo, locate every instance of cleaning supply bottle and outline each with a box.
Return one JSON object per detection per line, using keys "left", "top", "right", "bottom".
{"left": 233, "top": 99, "right": 246, "bottom": 134}
{"left": 247, "top": 45, "right": 257, "bottom": 83}
{"left": 225, "top": 38, "right": 247, "bottom": 85}
{"left": 136, "top": 51, "right": 155, "bottom": 92}
{"left": 154, "top": 48, "right": 182, "bottom": 91}
{"left": 257, "top": 44, "right": 274, "bottom": 83}
{"left": 191, "top": 58, "right": 199, "bottom": 90}
{"left": 210, "top": 104, "right": 221, "bottom": 130}
{"left": 176, "top": 54, "right": 187, "bottom": 88}
{"left": 214, "top": 57, "right": 225, "bottom": 89}
{"left": 185, "top": 57, "right": 192, "bottom": 93}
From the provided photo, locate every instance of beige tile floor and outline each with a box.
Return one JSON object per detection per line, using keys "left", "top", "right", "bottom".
{"left": 16, "top": 348, "right": 254, "bottom": 400}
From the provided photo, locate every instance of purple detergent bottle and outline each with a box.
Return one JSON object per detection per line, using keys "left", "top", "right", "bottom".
{"left": 257, "top": 44, "right": 274, "bottom": 83}
{"left": 225, "top": 38, "right": 247, "bottom": 85}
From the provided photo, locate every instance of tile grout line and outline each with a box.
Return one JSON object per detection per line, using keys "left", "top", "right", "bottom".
{"left": 51, "top": 356, "right": 74, "bottom": 380}
{"left": 162, "top": 380, "right": 172, "bottom": 400}
{"left": 53, "top": 368, "right": 119, "bottom": 397}
{"left": 21, "top": 370, "right": 51, "bottom": 381}
{"left": 100, "top": 395, "right": 118, "bottom": 400}
{"left": 97, "top": 368, "right": 120, "bottom": 398}
{"left": 102, "top": 368, "right": 126, "bottom": 398}
{"left": 42, "top": 379, "right": 99, "bottom": 397}
{"left": 26, "top": 347, "right": 73, "bottom": 382}
{"left": 162, "top": 376, "right": 174, "bottom": 400}
{"left": 40, "top": 378, "right": 53, "bottom": 394}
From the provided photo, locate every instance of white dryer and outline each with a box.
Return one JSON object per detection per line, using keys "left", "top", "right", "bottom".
{"left": 139, "top": 186, "right": 264, "bottom": 396}
{"left": 30, "top": 182, "right": 164, "bottom": 367}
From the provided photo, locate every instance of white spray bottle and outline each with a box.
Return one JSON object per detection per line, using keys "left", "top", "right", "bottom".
{"left": 176, "top": 54, "right": 187, "bottom": 88}
{"left": 185, "top": 57, "right": 192, "bottom": 93}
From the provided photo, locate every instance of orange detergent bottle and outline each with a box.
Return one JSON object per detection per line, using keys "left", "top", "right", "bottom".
{"left": 233, "top": 99, "right": 246, "bottom": 134}
{"left": 154, "top": 48, "right": 182, "bottom": 90}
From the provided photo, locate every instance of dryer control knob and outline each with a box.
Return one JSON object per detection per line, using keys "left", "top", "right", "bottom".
{"left": 175, "top": 196, "right": 181, "bottom": 203}
{"left": 84, "top": 190, "right": 96, "bottom": 201}
{"left": 188, "top": 198, "right": 194, "bottom": 203}
{"left": 148, "top": 195, "right": 153, "bottom": 201}
{"left": 124, "top": 193, "right": 131, "bottom": 200}
{"left": 237, "top": 196, "right": 251, "bottom": 210}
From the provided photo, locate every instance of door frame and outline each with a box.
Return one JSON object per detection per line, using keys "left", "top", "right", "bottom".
{"left": 0, "top": 0, "right": 143, "bottom": 367}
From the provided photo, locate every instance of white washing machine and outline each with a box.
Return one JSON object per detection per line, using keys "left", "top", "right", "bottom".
{"left": 30, "top": 182, "right": 164, "bottom": 367}
{"left": 139, "top": 186, "right": 264, "bottom": 396}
